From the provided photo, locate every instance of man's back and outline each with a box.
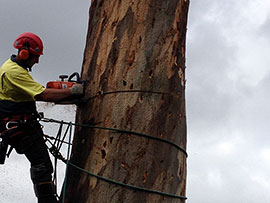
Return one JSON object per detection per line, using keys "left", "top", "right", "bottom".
{"left": 0, "top": 56, "right": 45, "bottom": 115}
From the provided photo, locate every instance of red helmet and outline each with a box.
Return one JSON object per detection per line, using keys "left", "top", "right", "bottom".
{"left": 13, "top": 32, "right": 43, "bottom": 55}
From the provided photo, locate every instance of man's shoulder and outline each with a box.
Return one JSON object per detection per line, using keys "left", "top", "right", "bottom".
{"left": 1, "top": 58, "right": 27, "bottom": 76}
{"left": 1, "top": 58, "right": 17, "bottom": 70}
{"left": 0, "top": 58, "right": 12, "bottom": 69}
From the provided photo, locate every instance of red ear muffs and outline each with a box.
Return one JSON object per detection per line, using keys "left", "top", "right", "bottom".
{"left": 19, "top": 49, "right": 29, "bottom": 60}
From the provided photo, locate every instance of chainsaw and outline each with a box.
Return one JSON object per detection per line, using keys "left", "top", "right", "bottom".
{"left": 46, "top": 72, "right": 83, "bottom": 89}
{"left": 46, "top": 72, "right": 85, "bottom": 104}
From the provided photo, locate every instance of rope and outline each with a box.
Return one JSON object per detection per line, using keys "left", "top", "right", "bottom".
{"left": 52, "top": 121, "right": 63, "bottom": 193}
{"left": 67, "top": 161, "right": 187, "bottom": 200}
{"left": 41, "top": 118, "right": 188, "bottom": 157}
{"left": 86, "top": 89, "right": 171, "bottom": 101}
{"left": 44, "top": 121, "right": 71, "bottom": 201}
{"left": 62, "top": 122, "right": 73, "bottom": 203}
{"left": 44, "top": 134, "right": 72, "bottom": 145}
{"left": 44, "top": 119, "right": 187, "bottom": 201}
{"left": 41, "top": 88, "right": 187, "bottom": 200}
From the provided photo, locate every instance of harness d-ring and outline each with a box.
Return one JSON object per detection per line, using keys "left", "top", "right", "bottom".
{"left": 6, "top": 121, "right": 19, "bottom": 130}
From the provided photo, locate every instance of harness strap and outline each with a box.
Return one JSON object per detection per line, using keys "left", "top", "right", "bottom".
{"left": 0, "top": 114, "right": 40, "bottom": 161}
{"left": 2, "top": 113, "right": 37, "bottom": 123}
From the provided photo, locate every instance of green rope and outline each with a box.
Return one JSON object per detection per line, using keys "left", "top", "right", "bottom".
{"left": 43, "top": 88, "right": 188, "bottom": 200}
{"left": 45, "top": 119, "right": 187, "bottom": 201}
{"left": 61, "top": 122, "right": 73, "bottom": 203}
{"left": 67, "top": 161, "right": 187, "bottom": 200}
{"left": 85, "top": 89, "right": 170, "bottom": 101}
{"left": 41, "top": 118, "right": 188, "bottom": 157}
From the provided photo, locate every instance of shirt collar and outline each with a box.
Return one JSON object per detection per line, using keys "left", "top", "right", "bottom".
{"left": 10, "top": 55, "right": 30, "bottom": 71}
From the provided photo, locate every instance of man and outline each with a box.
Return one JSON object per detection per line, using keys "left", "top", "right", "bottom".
{"left": 0, "top": 32, "right": 84, "bottom": 203}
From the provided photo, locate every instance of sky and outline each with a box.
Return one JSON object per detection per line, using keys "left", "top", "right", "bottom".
{"left": 1, "top": 0, "right": 270, "bottom": 203}
{"left": 187, "top": 0, "right": 270, "bottom": 203}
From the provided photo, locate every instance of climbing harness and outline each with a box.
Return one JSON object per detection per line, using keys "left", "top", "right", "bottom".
{"left": 0, "top": 113, "right": 42, "bottom": 164}
{"left": 0, "top": 120, "right": 26, "bottom": 164}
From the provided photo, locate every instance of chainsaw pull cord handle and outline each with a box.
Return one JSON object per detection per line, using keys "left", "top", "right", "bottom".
{"left": 68, "top": 72, "right": 80, "bottom": 83}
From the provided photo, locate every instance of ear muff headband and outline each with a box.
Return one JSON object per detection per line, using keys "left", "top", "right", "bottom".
{"left": 19, "top": 49, "right": 29, "bottom": 60}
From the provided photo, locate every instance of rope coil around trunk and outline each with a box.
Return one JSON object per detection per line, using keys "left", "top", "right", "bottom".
{"left": 41, "top": 117, "right": 187, "bottom": 157}
{"left": 41, "top": 118, "right": 188, "bottom": 201}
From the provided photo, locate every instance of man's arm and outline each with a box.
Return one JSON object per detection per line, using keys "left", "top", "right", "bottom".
{"left": 35, "top": 84, "right": 84, "bottom": 102}
{"left": 35, "top": 88, "right": 72, "bottom": 102}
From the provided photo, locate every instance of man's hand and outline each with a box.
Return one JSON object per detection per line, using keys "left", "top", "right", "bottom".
{"left": 70, "top": 84, "right": 84, "bottom": 96}
{"left": 36, "top": 83, "right": 84, "bottom": 102}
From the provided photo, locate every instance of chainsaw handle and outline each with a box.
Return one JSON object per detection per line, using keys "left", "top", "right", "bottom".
{"left": 68, "top": 72, "right": 80, "bottom": 83}
{"left": 59, "top": 75, "right": 68, "bottom": 81}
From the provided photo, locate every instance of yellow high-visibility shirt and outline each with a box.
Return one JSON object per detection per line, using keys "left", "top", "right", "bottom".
{"left": 0, "top": 57, "right": 45, "bottom": 102}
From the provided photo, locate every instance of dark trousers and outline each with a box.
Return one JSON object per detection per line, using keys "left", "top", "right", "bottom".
{"left": 0, "top": 118, "right": 58, "bottom": 203}
{"left": 24, "top": 122, "right": 53, "bottom": 184}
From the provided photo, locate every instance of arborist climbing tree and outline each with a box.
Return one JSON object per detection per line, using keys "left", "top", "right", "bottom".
{"left": 63, "top": 0, "right": 190, "bottom": 203}
{"left": 0, "top": 32, "right": 84, "bottom": 203}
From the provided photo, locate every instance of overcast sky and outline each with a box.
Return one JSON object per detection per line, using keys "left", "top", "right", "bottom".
{"left": 1, "top": 0, "right": 270, "bottom": 203}
{"left": 187, "top": 0, "right": 270, "bottom": 203}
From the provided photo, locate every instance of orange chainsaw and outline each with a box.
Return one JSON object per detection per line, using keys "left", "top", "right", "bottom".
{"left": 46, "top": 72, "right": 83, "bottom": 89}
{"left": 46, "top": 72, "right": 85, "bottom": 104}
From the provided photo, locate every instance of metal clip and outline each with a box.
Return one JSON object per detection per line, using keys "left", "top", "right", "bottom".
{"left": 6, "top": 121, "right": 19, "bottom": 130}
{"left": 38, "top": 112, "right": 44, "bottom": 120}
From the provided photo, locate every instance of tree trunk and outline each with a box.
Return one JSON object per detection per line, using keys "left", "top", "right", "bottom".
{"left": 64, "top": 0, "right": 189, "bottom": 202}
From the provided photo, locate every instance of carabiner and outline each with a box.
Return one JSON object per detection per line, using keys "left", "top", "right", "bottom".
{"left": 6, "top": 121, "right": 19, "bottom": 130}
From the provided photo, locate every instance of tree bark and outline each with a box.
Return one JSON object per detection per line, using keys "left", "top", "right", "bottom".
{"left": 64, "top": 0, "right": 189, "bottom": 202}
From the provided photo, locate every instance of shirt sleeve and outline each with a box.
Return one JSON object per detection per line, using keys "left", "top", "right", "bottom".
{"left": 6, "top": 71, "right": 45, "bottom": 101}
